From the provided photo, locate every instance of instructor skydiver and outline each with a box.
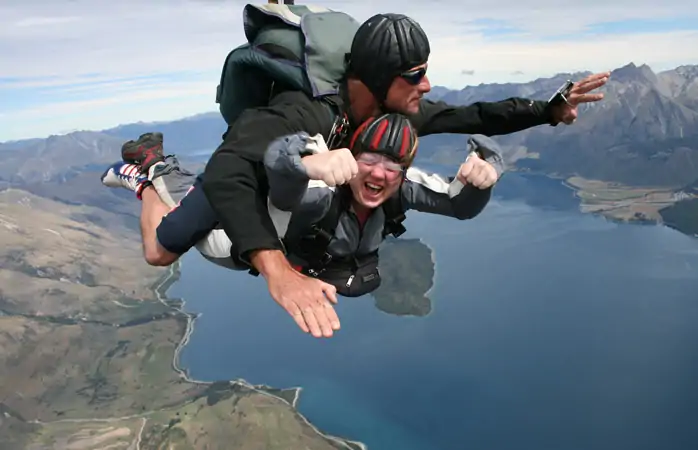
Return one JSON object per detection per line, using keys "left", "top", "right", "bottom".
{"left": 123, "top": 12, "right": 610, "bottom": 339}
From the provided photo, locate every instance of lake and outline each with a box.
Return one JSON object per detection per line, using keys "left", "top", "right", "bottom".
{"left": 168, "top": 171, "right": 698, "bottom": 450}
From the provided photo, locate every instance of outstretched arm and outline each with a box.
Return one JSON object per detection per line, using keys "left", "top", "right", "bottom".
{"left": 411, "top": 72, "right": 610, "bottom": 136}
{"left": 412, "top": 97, "right": 552, "bottom": 137}
{"left": 201, "top": 92, "right": 342, "bottom": 339}
{"left": 401, "top": 134, "right": 504, "bottom": 220}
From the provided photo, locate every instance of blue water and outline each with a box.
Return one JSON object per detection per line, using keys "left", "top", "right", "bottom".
{"left": 169, "top": 172, "right": 698, "bottom": 450}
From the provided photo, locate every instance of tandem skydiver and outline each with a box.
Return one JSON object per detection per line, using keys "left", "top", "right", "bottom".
{"left": 102, "top": 113, "right": 503, "bottom": 334}
{"left": 105, "top": 9, "right": 609, "bottom": 338}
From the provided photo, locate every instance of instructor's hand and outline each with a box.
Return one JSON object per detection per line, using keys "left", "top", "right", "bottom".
{"left": 551, "top": 71, "right": 610, "bottom": 125}
{"left": 267, "top": 267, "right": 340, "bottom": 338}
{"left": 302, "top": 148, "right": 358, "bottom": 186}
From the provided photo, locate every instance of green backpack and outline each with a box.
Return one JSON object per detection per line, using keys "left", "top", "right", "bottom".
{"left": 215, "top": 2, "right": 360, "bottom": 126}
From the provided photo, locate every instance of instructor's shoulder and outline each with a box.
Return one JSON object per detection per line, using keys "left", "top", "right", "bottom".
{"left": 236, "top": 90, "right": 331, "bottom": 126}
{"left": 268, "top": 90, "right": 316, "bottom": 108}
{"left": 269, "top": 90, "right": 338, "bottom": 132}
{"left": 214, "top": 90, "right": 332, "bottom": 159}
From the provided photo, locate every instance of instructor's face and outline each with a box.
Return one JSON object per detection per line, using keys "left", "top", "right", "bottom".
{"left": 384, "top": 64, "right": 431, "bottom": 115}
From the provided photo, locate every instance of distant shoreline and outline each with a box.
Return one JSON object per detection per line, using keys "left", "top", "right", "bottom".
{"left": 560, "top": 175, "right": 694, "bottom": 228}
{"left": 418, "top": 237, "right": 437, "bottom": 299}
{"left": 152, "top": 171, "right": 688, "bottom": 450}
{"left": 153, "top": 259, "right": 368, "bottom": 450}
{"left": 508, "top": 169, "right": 692, "bottom": 230}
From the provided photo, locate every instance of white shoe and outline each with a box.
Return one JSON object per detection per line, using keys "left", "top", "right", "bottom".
{"left": 100, "top": 162, "right": 149, "bottom": 194}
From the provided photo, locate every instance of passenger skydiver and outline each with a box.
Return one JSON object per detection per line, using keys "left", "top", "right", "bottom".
{"left": 101, "top": 113, "right": 503, "bottom": 331}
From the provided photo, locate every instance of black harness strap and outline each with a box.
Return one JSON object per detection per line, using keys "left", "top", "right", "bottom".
{"left": 287, "top": 186, "right": 407, "bottom": 277}
{"left": 381, "top": 189, "right": 407, "bottom": 239}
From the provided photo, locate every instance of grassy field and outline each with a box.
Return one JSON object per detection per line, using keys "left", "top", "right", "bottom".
{"left": 564, "top": 176, "right": 692, "bottom": 222}
{"left": 0, "top": 188, "right": 363, "bottom": 450}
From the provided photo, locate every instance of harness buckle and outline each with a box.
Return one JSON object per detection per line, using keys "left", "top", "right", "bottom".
{"left": 385, "top": 214, "right": 407, "bottom": 238}
{"left": 319, "top": 252, "right": 333, "bottom": 266}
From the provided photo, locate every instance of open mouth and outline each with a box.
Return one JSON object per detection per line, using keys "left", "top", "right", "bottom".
{"left": 365, "top": 182, "right": 383, "bottom": 194}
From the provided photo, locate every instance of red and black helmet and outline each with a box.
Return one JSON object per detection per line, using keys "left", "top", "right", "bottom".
{"left": 349, "top": 113, "right": 418, "bottom": 168}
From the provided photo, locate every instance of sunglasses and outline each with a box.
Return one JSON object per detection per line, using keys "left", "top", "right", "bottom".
{"left": 400, "top": 66, "right": 427, "bottom": 85}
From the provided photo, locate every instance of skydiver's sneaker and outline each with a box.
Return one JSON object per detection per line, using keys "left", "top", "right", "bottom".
{"left": 121, "top": 132, "right": 165, "bottom": 173}
{"left": 100, "top": 162, "right": 150, "bottom": 199}
{"left": 145, "top": 155, "right": 197, "bottom": 208}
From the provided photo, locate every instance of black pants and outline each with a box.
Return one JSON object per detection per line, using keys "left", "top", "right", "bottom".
{"left": 156, "top": 175, "right": 220, "bottom": 255}
{"left": 155, "top": 173, "right": 382, "bottom": 296}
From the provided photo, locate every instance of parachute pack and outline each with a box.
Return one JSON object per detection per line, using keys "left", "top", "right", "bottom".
{"left": 215, "top": 2, "right": 359, "bottom": 126}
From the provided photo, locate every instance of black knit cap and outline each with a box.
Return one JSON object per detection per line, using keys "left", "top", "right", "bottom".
{"left": 346, "top": 13, "right": 430, "bottom": 103}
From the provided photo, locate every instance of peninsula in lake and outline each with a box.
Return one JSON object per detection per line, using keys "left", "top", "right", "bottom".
{"left": 2, "top": 60, "right": 697, "bottom": 448}
{"left": 0, "top": 184, "right": 365, "bottom": 449}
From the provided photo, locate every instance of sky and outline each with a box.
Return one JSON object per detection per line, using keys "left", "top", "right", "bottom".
{"left": 1, "top": 0, "right": 697, "bottom": 142}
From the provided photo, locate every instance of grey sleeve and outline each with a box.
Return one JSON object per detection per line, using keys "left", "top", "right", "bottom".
{"left": 401, "top": 134, "right": 505, "bottom": 220}
{"left": 263, "top": 132, "right": 334, "bottom": 222}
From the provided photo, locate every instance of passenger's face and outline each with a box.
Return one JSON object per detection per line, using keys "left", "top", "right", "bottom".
{"left": 383, "top": 63, "right": 431, "bottom": 115}
{"left": 349, "top": 153, "right": 404, "bottom": 209}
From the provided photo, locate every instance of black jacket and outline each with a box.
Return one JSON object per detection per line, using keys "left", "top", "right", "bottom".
{"left": 201, "top": 90, "right": 554, "bottom": 266}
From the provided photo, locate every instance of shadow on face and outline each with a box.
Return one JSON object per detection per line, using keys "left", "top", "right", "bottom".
{"left": 384, "top": 63, "right": 431, "bottom": 115}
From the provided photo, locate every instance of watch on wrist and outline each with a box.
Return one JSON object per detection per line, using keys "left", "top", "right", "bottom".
{"left": 548, "top": 80, "right": 574, "bottom": 106}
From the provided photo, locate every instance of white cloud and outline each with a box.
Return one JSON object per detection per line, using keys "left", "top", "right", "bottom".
{"left": 14, "top": 16, "right": 81, "bottom": 27}
{"left": 428, "top": 29, "right": 698, "bottom": 88}
{"left": 1, "top": 0, "right": 697, "bottom": 141}
{"left": 1, "top": 89, "right": 216, "bottom": 143}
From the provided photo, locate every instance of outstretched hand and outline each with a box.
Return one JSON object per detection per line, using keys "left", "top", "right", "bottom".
{"left": 266, "top": 264, "right": 341, "bottom": 338}
{"left": 551, "top": 71, "right": 611, "bottom": 125}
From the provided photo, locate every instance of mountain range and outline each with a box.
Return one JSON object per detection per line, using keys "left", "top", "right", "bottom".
{"left": 2, "top": 61, "right": 697, "bottom": 448}
{"left": 421, "top": 63, "right": 698, "bottom": 189}
{"left": 2, "top": 62, "right": 697, "bottom": 212}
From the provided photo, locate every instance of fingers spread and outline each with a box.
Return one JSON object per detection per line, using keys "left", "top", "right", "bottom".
{"left": 573, "top": 79, "right": 608, "bottom": 95}
{"left": 577, "top": 72, "right": 610, "bottom": 87}
{"left": 573, "top": 93, "right": 605, "bottom": 103}
{"left": 310, "top": 289, "right": 336, "bottom": 337}
{"left": 301, "top": 306, "right": 323, "bottom": 338}
{"left": 270, "top": 269, "right": 341, "bottom": 338}
{"left": 314, "top": 305, "right": 338, "bottom": 337}
{"left": 587, "top": 71, "right": 611, "bottom": 81}
{"left": 323, "top": 283, "right": 338, "bottom": 304}
{"left": 323, "top": 303, "right": 341, "bottom": 331}
{"left": 286, "top": 303, "right": 310, "bottom": 334}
